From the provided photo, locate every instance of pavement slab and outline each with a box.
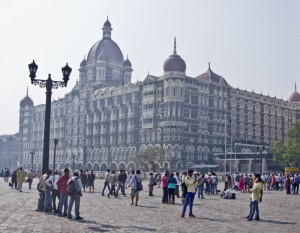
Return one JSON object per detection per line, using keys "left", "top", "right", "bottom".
{"left": 0, "top": 178, "right": 299, "bottom": 233}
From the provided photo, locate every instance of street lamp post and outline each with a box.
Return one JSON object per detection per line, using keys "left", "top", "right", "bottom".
{"left": 171, "top": 154, "right": 175, "bottom": 173}
{"left": 71, "top": 154, "right": 76, "bottom": 171}
{"left": 28, "top": 60, "right": 72, "bottom": 174}
{"left": 257, "top": 145, "right": 265, "bottom": 175}
{"left": 53, "top": 138, "right": 58, "bottom": 172}
{"left": 30, "top": 151, "right": 35, "bottom": 172}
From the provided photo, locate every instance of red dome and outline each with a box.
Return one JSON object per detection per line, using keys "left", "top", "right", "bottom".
{"left": 288, "top": 92, "right": 300, "bottom": 103}
{"left": 288, "top": 83, "right": 300, "bottom": 103}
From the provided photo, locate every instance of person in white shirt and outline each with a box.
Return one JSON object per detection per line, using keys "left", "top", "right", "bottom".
{"left": 175, "top": 172, "right": 180, "bottom": 198}
{"left": 67, "top": 171, "right": 83, "bottom": 220}
{"left": 128, "top": 170, "right": 142, "bottom": 206}
{"left": 125, "top": 172, "right": 131, "bottom": 189}
{"left": 102, "top": 169, "right": 111, "bottom": 196}
{"left": 45, "top": 170, "right": 60, "bottom": 213}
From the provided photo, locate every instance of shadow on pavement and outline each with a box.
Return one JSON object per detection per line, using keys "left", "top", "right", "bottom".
{"left": 137, "top": 205, "right": 159, "bottom": 209}
{"left": 200, "top": 217, "right": 226, "bottom": 222}
{"left": 86, "top": 222, "right": 156, "bottom": 232}
{"left": 261, "top": 219, "right": 297, "bottom": 225}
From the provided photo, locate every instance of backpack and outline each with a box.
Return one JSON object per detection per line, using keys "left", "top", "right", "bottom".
{"left": 135, "top": 175, "right": 143, "bottom": 191}
{"left": 67, "top": 179, "right": 78, "bottom": 196}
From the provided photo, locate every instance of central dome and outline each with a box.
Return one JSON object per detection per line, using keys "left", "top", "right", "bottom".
{"left": 86, "top": 19, "right": 124, "bottom": 65}
{"left": 163, "top": 38, "right": 186, "bottom": 73}
{"left": 87, "top": 39, "right": 124, "bottom": 64}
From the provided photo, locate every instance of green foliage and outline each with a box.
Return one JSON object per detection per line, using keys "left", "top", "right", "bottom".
{"left": 272, "top": 122, "right": 300, "bottom": 167}
{"left": 133, "top": 146, "right": 165, "bottom": 171}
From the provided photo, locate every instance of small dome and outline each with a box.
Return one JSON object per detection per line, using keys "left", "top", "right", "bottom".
{"left": 123, "top": 56, "right": 132, "bottom": 67}
{"left": 103, "top": 18, "right": 111, "bottom": 27}
{"left": 80, "top": 57, "right": 87, "bottom": 67}
{"left": 20, "top": 89, "right": 34, "bottom": 108}
{"left": 163, "top": 38, "right": 186, "bottom": 73}
{"left": 288, "top": 83, "right": 300, "bottom": 103}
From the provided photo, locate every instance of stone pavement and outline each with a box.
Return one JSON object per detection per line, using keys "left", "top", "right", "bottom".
{"left": 0, "top": 178, "right": 299, "bottom": 233}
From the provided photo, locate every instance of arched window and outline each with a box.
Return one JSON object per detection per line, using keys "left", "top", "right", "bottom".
{"left": 239, "top": 99, "right": 245, "bottom": 109}
{"left": 231, "top": 108, "right": 237, "bottom": 120}
{"left": 248, "top": 111, "right": 253, "bottom": 122}
{"left": 255, "top": 125, "right": 260, "bottom": 136}
{"left": 231, "top": 121, "right": 237, "bottom": 133}
{"left": 240, "top": 110, "right": 245, "bottom": 121}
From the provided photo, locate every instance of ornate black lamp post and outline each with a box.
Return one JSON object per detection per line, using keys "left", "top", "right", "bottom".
{"left": 53, "top": 138, "right": 58, "bottom": 172}
{"left": 30, "top": 151, "right": 35, "bottom": 171}
{"left": 71, "top": 154, "right": 76, "bottom": 171}
{"left": 28, "top": 60, "right": 72, "bottom": 174}
{"left": 257, "top": 145, "right": 265, "bottom": 175}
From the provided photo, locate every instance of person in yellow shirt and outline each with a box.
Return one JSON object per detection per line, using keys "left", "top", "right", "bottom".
{"left": 247, "top": 177, "right": 262, "bottom": 221}
{"left": 181, "top": 170, "right": 198, "bottom": 218}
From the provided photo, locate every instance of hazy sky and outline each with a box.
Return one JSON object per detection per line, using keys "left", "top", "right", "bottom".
{"left": 0, "top": 0, "right": 299, "bottom": 135}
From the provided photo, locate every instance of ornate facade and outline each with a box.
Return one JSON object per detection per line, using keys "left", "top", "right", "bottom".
{"left": 15, "top": 19, "right": 300, "bottom": 172}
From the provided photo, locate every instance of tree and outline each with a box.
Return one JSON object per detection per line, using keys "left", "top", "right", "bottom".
{"left": 272, "top": 121, "right": 300, "bottom": 167}
{"left": 133, "top": 146, "right": 165, "bottom": 172}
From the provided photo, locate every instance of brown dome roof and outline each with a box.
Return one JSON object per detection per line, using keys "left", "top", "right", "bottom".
{"left": 163, "top": 38, "right": 186, "bottom": 73}
{"left": 288, "top": 83, "right": 300, "bottom": 103}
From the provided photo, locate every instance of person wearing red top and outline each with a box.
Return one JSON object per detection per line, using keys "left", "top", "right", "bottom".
{"left": 271, "top": 174, "right": 276, "bottom": 190}
{"left": 239, "top": 176, "right": 244, "bottom": 193}
{"left": 162, "top": 171, "right": 169, "bottom": 203}
{"left": 56, "top": 168, "right": 70, "bottom": 217}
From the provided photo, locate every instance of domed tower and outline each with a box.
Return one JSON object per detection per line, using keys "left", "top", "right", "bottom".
{"left": 19, "top": 88, "right": 34, "bottom": 150}
{"left": 123, "top": 55, "right": 133, "bottom": 85}
{"left": 78, "top": 17, "right": 132, "bottom": 88}
{"left": 163, "top": 38, "right": 186, "bottom": 76}
{"left": 288, "top": 83, "right": 300, "bottom": 104}
{"left": 20, "top": 87, "right": 34, "bottom": 109}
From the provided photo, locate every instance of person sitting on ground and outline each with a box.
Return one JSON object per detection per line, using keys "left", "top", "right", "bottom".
{"left": 220, "top": 187, "right": 235, "bottom": 199}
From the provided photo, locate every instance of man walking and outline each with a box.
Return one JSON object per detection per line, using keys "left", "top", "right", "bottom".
{"left": 16, "top": 167, "right": 25, "bottom": 192}
{"left": 27, "top": 170, "right": 33, "bottom": 190}
{"left": 107, "top": 170, "right": 117, "bottom": 198}
{"left": 102, "top": 169, "right": 111, "bottom": 196}
{"left": 116, "top": 170, "right": 127, "bottom": 196}
{"left": 128, "top": 170, "right": 143, "bottom": 206}
{"left": 67, "top": 171, "right": 83, "bottom": 220}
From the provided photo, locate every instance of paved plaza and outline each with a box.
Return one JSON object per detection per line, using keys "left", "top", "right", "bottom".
{"left": 0, "top": 178, "right": 299, "bottom": 233}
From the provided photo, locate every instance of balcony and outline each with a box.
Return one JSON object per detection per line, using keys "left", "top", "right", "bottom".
{"left": 158, "top": 121, "right": 187, "bottom": 128}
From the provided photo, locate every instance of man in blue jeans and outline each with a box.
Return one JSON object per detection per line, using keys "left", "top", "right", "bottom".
{"left": 247, "top": 177, "right": 262, "bottom": 221}
{"left": 181, "top": 170, "right": 198, "bottom": 218}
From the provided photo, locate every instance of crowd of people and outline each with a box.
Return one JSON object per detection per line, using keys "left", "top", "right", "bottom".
{"left": 3, "top": 166, "right": 300, "bottom": 221}
{"left": 223, "top": 172, "right": 300, "bottom": 195}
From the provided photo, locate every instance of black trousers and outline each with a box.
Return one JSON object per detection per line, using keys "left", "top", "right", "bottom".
{"left": 102, "top": 181, "right": 111, "bottom": 195}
